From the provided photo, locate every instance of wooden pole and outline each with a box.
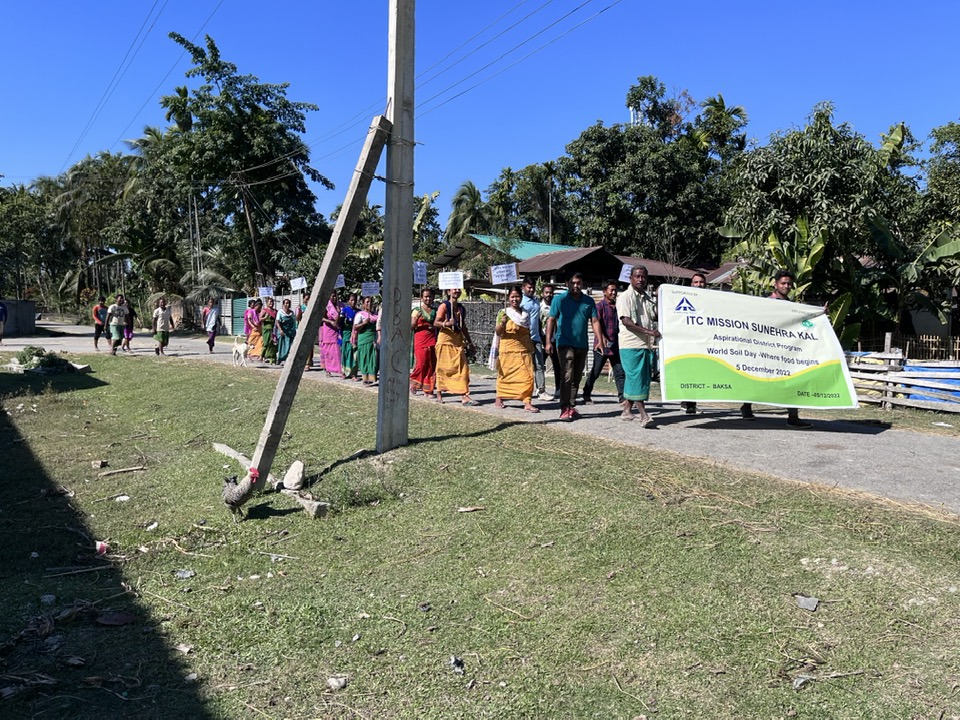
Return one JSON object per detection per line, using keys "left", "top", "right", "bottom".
{"left": 377, "top": 0, "right": 415, "bottom": 453}
{"left": 241, "top": 116, "right": 391, "bottom": 498}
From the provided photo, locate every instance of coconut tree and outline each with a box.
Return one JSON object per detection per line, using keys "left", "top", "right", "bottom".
{"left": 445, "top": 180, "right": 489, "bottom": 243}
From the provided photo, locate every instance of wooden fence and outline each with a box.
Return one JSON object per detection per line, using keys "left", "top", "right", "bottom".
{"left": 847, "top": 346, "right": 960, "bottom": 413}
{"left": 856, "top": 333, "right": 960, "bottom": 361}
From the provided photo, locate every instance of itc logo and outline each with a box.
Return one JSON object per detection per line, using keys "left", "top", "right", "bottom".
{"left": 674, "top": 297, "right": 696, "bottom": 312}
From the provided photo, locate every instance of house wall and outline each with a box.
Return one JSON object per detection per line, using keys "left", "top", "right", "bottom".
{"left": 0, "top": 299, "right": 37, "bottom": 336}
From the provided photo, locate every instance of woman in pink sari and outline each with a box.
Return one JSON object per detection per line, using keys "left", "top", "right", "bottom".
{"left": 319, "top": 290, "right": 342, "bottom": 377}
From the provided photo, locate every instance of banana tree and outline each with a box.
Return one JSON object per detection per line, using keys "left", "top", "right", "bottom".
{"left": 723, "top": 217, "right": 826, "bottom": 300}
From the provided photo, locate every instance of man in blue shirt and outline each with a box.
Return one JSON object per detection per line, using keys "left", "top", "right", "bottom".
{"left": 545, "top": 272, "right": 605, "bottom": 421}
{"left": 582, "top": 279, "right": 625, "bottom": 405}
{"left": 520, "top": 278, "right": 547, "bottom": 399}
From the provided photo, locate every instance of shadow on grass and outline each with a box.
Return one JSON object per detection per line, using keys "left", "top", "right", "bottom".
{"left": 0, "top": 373, "right": 214, "bottom": 719}
{"left": 301, "top": 422, "right": 524, "bottom": 490}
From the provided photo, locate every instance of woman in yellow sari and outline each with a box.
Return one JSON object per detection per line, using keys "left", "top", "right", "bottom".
{"left": 493, "top": 286, "right": 538, "bottom": 413}
{"left": 433, "top": 287, "right": 477, "bottom": 405}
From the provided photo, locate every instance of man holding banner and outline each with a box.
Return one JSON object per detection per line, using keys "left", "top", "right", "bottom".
{"left": 616, "top": 266, "right": 660, "bottom": 426}
{"left": 739, "top": 270, "right": 812, "bottom": 428}
{"left": 658, "top": 270, "right": 857, "bottom": 422}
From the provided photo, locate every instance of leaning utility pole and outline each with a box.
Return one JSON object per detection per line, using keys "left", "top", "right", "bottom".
{"left": 377, "top": 0, "right": 415, "bottom": 453}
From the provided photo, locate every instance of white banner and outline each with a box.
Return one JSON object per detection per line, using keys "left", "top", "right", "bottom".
{"left": 658, "top": 284, "right": 857, "bottom": 409}
{"left": 413, "top": 261, "right": 428, "bottom": 285}
{"left": 290, "top": 276, "right": 307, "bottom": 291}
{"left": 361, "top": 281, "right": 381, "bottom": 297}
{"left": 257, "top": 286, "right": 274, "bottom": 298}
{"left": 490, "top": 262, "right": 519, "bottom": 285}
{"left": 438, "top": 271, "right": 464, "bottom": 290}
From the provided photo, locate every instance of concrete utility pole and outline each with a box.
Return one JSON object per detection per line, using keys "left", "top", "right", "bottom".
{"left": 377, "top": 0, "right": 415, "bottom": 453}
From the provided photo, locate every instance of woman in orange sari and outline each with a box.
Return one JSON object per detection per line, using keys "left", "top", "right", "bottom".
{"left": 410, "top": 288, "right": 437, "bottom": 394}
{"left": 493, "top": 286, "right": 538, "bottom": 412}
{"left": 434, "top": 287, "right": 476, "bottom": 405}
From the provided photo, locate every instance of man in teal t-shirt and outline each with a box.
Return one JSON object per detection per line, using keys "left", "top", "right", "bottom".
{"left": 545, "top": 272, "right": 605, "bottom": 420}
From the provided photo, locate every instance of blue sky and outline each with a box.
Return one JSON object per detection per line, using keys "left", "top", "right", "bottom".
{"left": 3, "top": 1, "right": 959, "bottom": 225}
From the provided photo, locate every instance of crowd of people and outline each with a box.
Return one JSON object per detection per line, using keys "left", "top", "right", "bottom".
{"left": 86, "top": 266, "right": 811, "bottom": 429}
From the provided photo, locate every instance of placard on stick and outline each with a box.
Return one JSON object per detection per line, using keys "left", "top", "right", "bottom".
{"left": 618, "top": 264, "right": 633, "bottom": 284}
{"left": 290, "top": 276, "right": 307, "bottom": 291}
{"left": 413, "top": 261, "right": 428, "bottom": 285}
{"left": 361, "top": 281, "right": 381, "bottom": 297}
{"left": 490, "top": 262, "right": 519, "bottom": 285}
{"left": 438, "top": 271, "right": 464, "bottom": 290}
{"left": 334, "top": 274, "right": 346, "bottom": 289}
{"left": 258, "top": 286, "right": 275, "bottom": 298}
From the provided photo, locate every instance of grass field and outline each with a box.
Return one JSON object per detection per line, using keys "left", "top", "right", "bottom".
{"left": 2, "top": 352, "right": 960, "bottom": 719}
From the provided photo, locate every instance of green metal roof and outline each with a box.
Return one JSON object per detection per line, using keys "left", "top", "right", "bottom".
{"left": 469, "top": 234, "right": 577, "bottom": 261}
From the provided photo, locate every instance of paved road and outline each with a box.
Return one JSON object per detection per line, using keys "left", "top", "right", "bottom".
{"left": 6, "top": 323, "right": 960, "bottom": 517}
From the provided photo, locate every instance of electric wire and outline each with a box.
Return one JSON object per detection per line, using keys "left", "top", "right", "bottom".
{"left": 420, "top": 0, "right": 623, "bottom": 117}
{"left": 108, "top": 0, "right": 227, "bottom": 152}
{"left": 417, "top": 0, "right": 599, "bottom": 110}
{"left": 227, "top": 0, "right": 599, "bottom": 179}
{"left": 417, "top": 0, "right": 556, "bottom": 87}
{"left": 57, "top": 0, "right": 620, "bottom": 201}
{"left": 61, "top": 0, "right": 166, "bottom": 170}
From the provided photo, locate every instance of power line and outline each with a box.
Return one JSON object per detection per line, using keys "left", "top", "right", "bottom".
{"left": 108, "top": 0, "right": 227, "bottom": 152}
{"left": 227, "top": 2, "right": 573, "bottom": 179}
{"left": 415, "top": 0, "right": 541, "bottom": 84}
{"left": 61, "top": 0, "right": 168, "bottom": 171}
{"left": 416, "top": 0, "right": 556, "bottom": 91}
{"left": 419, "top": 1, "right": 623, "bottom": 117}
{"left": 417, "top": 0, "right": 600, "bottom": 110}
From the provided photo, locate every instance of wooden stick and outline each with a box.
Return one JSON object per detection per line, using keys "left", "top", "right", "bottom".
{"left": 45, "top": 565, "right": 111, "bottom": 578}
{"left": 247, "top": 116, "right": 392, "bottom": 502}
{"left": 97, "top": 466, "right": 146, "bottom": 478}
{"left": 212, "top": 442, "right": 279, "bottom": 487}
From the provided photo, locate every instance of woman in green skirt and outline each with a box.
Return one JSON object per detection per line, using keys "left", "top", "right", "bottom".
{"left": 353, "top": 296, "right": 379, "bottom": 385}
{"left": 340, "top": 293, "right": 360, "bottom": 380}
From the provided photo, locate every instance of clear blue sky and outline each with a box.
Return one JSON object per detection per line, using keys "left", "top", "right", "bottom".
{"left": 3, "top": 0, "right": 959, "bottom": 225}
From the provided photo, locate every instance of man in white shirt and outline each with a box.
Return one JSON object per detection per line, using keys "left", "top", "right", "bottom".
{"left": 152, "top": 297, "right": 175, "bottom": 356}
{"left": 616, "top": 266, "right": 659, "bottom": 426}
{"left": 104, "top": 295, "right": 129, "bottom": 356}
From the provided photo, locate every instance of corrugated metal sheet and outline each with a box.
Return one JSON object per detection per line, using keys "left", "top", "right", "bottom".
{"left": 431, "top": 234, "right": 575, "bottom": 268}
{"left": 518, "top": 246, "right": 616, "bottom": 273}
{"left": 614, "top": 256, "right": 696, "bottom": 280}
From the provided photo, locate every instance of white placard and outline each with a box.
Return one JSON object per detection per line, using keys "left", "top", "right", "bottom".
{"left": 438, "top": 271, "right": 464, "bottom": 290}
{"left": 413, "top": 261, "right": 428, "bottom": 285}
{"left": 618, "top": 264, "right": 633, "bottom": 284}
{"left": 258, "top": 286, "right": 274, "bottom": 298}
{"left": 290, "top": 276, "right": 307, "bottom": 291}
{"left": 334, "top": 274, "right": 346, "bottom": 289}
{"left": 361, "top": 281, "right": 381, "bottom": 297}
{"left": 490, "top": 262, "right": 519, "bottom": 285}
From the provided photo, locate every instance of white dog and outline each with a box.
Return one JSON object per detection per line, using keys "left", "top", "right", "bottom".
{"left": 232, "top": 335, "right": 250, "bottom": 367}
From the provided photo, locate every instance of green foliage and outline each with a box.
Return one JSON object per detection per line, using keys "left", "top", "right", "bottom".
{"left": 443, "top": 77, "right": 745, "bottom": 266}
{"left": 13, "top": 345, "right": 69, "bottom": 370}
{"left": 724, "top": 106, "right": 934, "bottom": 340}
{"left": 731, "top": 218, "right": 826, "bottom": 300}
{"left": 926, "top": 119, "right": 960, "bottom": 230}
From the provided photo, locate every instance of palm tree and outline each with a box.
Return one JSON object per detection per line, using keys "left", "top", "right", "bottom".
{"left": 445, "top": 180, "right": 488, "bottom": 243}
{"left": 161, "top": 85, "right": 193, "bottom": 133}
{"left": 695, "top": 94, "right": 748, "bottom": 160}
